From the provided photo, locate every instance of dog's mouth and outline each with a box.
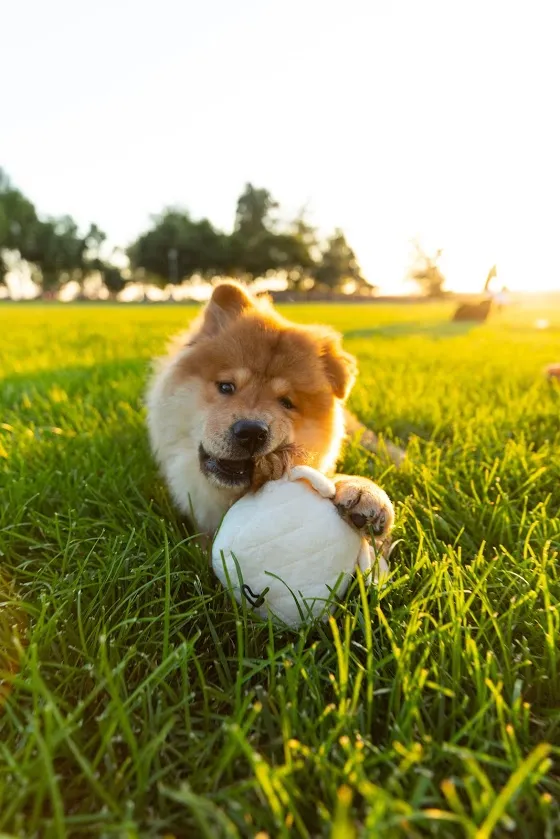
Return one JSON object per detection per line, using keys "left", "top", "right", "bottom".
{"left": 198, "top": 445, "right": 254, "bottom": 488}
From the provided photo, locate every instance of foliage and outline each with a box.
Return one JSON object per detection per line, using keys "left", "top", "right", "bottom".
{"left": 0, "top": 168, "right": 38, "bottom": 254}
{"left": 1, "top": 169, "right": 369, "bottom": 297}
{"left": 128, "top": 184, "right": 367, "bottom": 291}
{"left": 234, "top": 183, "right": 278, "bottom": 238}
{"left": 127, "top": 184, "right": 311, "bottom": 286}
{"left": 279, "top": 212, "right": 321, "bottom": 290}
{"left": 0, "top": 169, "right": 38, "bottom": 285}
{"left": 128, "top": 209, "right": 229, "bottom": 286}
{"left": 102, "top": 264, "right": 128, "bottom": 297}
{"left": 315, "top": 228, "right": 369, "bottom": 293}
{"left": 409, "top": 240, "right": 446, "bottom": 297}
{"left": 1, "top": 302, "right": 558, "bottom": 836}
{"left": 0, "top": 168, "right": 120, "bottom": 296}
{"left": 20, "top": 216, "right": 98, "bottom": 292}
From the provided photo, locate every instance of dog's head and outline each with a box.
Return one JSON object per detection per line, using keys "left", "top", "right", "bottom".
{"left": 174, "top": 282, "right": 357, "bottom": 491}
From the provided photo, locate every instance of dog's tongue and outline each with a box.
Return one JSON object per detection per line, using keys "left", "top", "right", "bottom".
{"left": 215, "top": 457, "right": 252, "bottom": 477}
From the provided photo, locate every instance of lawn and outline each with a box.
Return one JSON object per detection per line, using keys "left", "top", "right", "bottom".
{"left": 1, "top": 300, "right": 559, "bottom": 838}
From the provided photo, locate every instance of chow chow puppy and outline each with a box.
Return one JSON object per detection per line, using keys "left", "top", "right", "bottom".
{"left": 146, "top": 282, "right": 394, "bottom": 543}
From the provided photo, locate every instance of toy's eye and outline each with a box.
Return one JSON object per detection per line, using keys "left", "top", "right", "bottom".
{"left": 279, "top": 396, "right": 295, "bottom": 410}
{"left": 217, "top": 382, "right": 235, "bottom": 395}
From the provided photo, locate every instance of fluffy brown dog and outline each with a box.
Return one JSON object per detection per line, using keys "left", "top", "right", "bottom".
{"left": 146, "top": 282, "right": 394, "bottom": 542}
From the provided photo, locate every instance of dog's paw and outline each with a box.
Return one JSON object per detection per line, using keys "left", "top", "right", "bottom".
{"left": 333, "top": 476, "right": 394, "bottom": 538}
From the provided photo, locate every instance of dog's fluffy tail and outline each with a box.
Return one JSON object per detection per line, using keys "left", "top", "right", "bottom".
{"left": 344, "top": 409, "right": 406, "bottom": 466}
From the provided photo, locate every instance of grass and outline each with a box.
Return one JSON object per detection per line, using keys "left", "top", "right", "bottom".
{"left": 0, "top": 299, "right": 559, "bottom": 838}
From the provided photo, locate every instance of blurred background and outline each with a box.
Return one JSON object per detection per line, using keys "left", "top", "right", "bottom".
{"left": 1, "top": 0, "right": 559, "bottom": 306}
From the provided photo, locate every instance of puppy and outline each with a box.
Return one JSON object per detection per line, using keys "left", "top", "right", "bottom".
{"left": 146, "top": 282, "right": 394, "bottom": 544}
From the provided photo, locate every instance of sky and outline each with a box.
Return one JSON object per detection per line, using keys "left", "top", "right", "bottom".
{"left": 2, "top": 0, "right": 560, "bottom": 294}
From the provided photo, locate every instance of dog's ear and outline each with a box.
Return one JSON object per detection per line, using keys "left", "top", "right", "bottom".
{"left": 320, "top": 333, "right": 357, "bottom": 400}
{"left": 199, "top": 282, "right": 254, "bottom": 337}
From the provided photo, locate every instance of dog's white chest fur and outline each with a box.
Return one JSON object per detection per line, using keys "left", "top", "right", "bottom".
{"left": 146, "top": 356, "right": 241, "bottom": 533}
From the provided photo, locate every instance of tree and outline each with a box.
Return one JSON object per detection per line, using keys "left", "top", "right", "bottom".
{"left": 234, "top": 184, "right": 278, "bottom": 239}
{"left": 267, "top": 230, "right": 315, "bottom": 280}
{"left": 227, "top": 189, "right": 318, "bottom": 284}
{"left": 101, "top": 264, "right": 127, "bottom": 298}
{"left": 0, "top": 169, "right": 370, "bottom": 298}
{"left": 80, "top": 223, "right": 106, "bottom": 274}
{"left": 1, "top": 169, "right": 109, "bottom": 296}
{"left": 224, "top": 227, "right": 286, "bottom": 281}
{"left": 18, "top": 219, "right": 57, "bottom": 291}
{"left": 129, "top": 209, "right": 186, "bottom": 284}
{"left": 225, "top": 184, "right": 281, "bottom": 281}
{"left": 20, "top": 216, "right": 85, "bottom": 293}
{"left": 408, "top": 241, "right": 446, "bottom": 297}
{"left": 314, "top": 229, "right": 368, "bottom": 293}
{"left": 0, "top": 169, "right": 38, "bottom": 258}
{"left": 280, "top": 211, "right": 319, "bottom": 290}
{"left": 128, "top": 209, "right": 227, "bottom": 285}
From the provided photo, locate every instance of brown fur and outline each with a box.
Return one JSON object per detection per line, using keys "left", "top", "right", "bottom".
{"left": 252, "top": 443, "right": 308, "bottom": 490}
{"left": 173, "top": 282, "right": 356, "bottom": 473}
{"left": 146, "top": 280, "right": 396, "bottom": 541}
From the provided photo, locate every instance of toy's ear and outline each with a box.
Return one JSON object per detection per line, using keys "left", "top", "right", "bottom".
{"left": 199, "top": 281, "right": 254, "bottom": 338}
{"left": 320, "top": 333, "right": 357, "bottom": 400}
{"left": 289, "top": 466, "right": 336, "bottom": 498}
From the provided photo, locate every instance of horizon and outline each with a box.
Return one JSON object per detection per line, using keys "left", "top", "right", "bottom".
{"left": 2, "top": 0, "right": 559, "bottom": 295}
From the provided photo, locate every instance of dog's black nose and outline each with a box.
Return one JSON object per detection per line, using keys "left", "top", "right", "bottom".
{"left": 232, "top": 420, "right": 269, "bottom": 454}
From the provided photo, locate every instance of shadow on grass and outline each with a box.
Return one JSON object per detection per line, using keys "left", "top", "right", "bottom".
{"left": 344, "top": 320, "right": 477, "bottom": 340}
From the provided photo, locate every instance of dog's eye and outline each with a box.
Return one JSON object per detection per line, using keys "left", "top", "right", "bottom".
{"left": 217, "top": 382, "right": 236, "bottom": 395}
{"left": 279, "top": 396, "right": 295, "bottom": 410}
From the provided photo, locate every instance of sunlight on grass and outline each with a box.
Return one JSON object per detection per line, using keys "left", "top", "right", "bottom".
{"left": 0, "top": 301, "right": 559, "bottom": 836}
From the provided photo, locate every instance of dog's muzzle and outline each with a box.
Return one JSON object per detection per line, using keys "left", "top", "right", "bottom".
{"left": 198, "top": 445, "right": 254, "bottom": 488}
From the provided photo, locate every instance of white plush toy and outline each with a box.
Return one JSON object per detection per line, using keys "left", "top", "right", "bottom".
{"left": 212, "top": 465, "right": 389, "bottom": 628}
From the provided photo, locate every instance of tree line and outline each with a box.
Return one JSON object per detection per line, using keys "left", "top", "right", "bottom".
{"left": 0, "top": 170, "right": 374, "bottom": 298}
